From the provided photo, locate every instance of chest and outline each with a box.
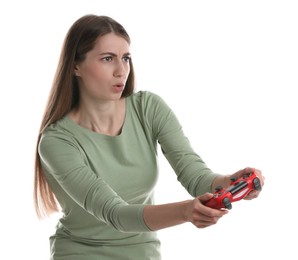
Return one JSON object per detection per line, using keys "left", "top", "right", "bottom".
{"left": 79, "top": 129, "right": 158, "bottom": 202}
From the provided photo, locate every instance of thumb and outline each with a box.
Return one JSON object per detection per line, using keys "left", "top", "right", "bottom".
{"left": 198, "top": 192, "right": 214, "bottom": 203}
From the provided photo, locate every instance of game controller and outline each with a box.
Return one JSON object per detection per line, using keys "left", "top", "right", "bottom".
{"left": 204, "top": 171, "right": 262, "bottom": 210}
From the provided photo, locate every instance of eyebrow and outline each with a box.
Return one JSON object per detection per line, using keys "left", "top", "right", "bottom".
{"left": 99, "top": 52, "right": 131, "bottom": 57}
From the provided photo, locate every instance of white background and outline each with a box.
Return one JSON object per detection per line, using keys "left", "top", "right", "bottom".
{"left": 1, "top": 0, "right": 297, "bottom": 259}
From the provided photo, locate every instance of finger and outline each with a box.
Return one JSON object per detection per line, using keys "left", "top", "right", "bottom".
{"left": 193, "top": 213, "right": 226, "bottom": 228}
{"left": 197, "top": 204, "right": 229, "bottom": 218}
{"left": 245, "top": 167, "right": 255, "bottom": 173}
{"left": 244, "top": 190, "right": 260, "bottom": 200}
{"left": 194, "top": 219, "right": 219, "bottom": 228}
{"left": 193, "top": 213, "right": 222, "bottom": 223}
{"left": 194, "top": 221, "right": 211, "bottom": 229}
{"left": 198, "top": 193, "right": 214, "bottom": 204}
{"left": 231, "top": 167, "right": 254, "bottom": 179}
{"left": 254, "top": 169, "right": 265, "bottom": 186}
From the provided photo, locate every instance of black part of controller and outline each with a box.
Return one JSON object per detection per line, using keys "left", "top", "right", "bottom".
{"left": 223, "top": 197, "right": 232, "bottom": 209}
{"left": 253, "top": 178, "right": 262, "bottom": 191}
{"left": 226, "top": 181, "right": 248, "bottom": 195}
{"left": 215, "top": 186, "right": 223, "bottom": 191}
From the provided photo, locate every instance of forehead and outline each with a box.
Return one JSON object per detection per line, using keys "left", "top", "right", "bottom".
{"left": 93, "top": 33, "right": 130, "bottom": 53}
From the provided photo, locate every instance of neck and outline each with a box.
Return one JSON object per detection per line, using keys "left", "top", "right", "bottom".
{"left": 69, "top": 98, "right": 126, "bottom": 136}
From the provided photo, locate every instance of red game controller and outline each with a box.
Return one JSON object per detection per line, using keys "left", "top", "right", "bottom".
{"left": 204, "top": 171, "right": 262, "bottom": 210}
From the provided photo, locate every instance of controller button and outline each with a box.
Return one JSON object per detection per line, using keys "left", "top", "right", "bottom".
{"left": 223, "top": 197, "right": 232, "bottom": 210}
{"left": 253, "top": 178, "right": 262, "bottom": 191}
{"left": 215, "top": 186, "right": 222, "bottom": 191}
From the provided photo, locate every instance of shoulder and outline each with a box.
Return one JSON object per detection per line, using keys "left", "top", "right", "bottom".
{"left": 129, "top": 91, "right": 169, "bottom": 110}
{"left": 39, "top": 117, "right": 79, "bottom": 153}
{"left": 132, "top": 90, "right": 163, "bottom": 100}
{"left": 42, "top": 117, "right": 73, "bottom": 139}
{"left": 128, "top": 91, "right": 176, "bottom": 133}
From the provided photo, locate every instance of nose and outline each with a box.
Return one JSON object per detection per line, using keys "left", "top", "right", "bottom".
{"left": 113, "top": 60, "right": 126, "bottom": 78}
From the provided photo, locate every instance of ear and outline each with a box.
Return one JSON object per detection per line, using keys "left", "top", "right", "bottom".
{"left": 74, "top": 64, "right": 81, "bottom": 77}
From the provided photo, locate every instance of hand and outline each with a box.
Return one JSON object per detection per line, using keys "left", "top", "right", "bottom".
{"left": 230, "top": 167, "right": 265, "bottom": 200}
{"left": 185, "top": 193, "right": 229, "bottom": 228}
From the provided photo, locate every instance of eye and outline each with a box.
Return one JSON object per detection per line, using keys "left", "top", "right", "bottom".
{"left": 123, "top": 55, "right": 131, "bottom": 63}
{"left": 101, "top": 56, "right": 113, "bottom": 62}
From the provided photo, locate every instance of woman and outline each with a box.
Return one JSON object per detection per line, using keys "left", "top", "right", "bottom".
{"left": 34, "top": 14, "right": 264, "bottom": 259}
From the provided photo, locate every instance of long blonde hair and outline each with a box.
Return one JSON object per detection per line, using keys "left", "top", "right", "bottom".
{"left": 34, "top": 14, "right": 135, "bottom": 218}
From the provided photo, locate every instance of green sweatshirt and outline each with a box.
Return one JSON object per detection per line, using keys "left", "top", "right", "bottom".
{"left": 38, "top": 91, "right": 218, "bottom": 259}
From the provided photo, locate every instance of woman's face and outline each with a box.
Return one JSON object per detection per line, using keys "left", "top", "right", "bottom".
{"left": 74, "top": 33, "right": 131, "bottom": 103}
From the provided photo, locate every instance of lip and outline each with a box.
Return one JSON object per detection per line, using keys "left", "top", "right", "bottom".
{"left": 113, "top": 83, "right": 124, "bottom": 88}
{"left": 112, "top": 83, "right": 125, "bottom": 93}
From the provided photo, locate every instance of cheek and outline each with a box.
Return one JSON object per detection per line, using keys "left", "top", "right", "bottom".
{"left": 83, "top": 66, "right": 108, "bottom": 83}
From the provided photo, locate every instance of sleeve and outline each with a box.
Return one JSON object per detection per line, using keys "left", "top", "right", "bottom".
{"left": 144, "top": 92, "right": 220, "bottom": 196}
{"left": 38, "top": 132, "right": 151, "bottom": 233}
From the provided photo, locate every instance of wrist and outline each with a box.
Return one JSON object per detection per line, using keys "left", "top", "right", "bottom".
{"left": 212, "top": 175, "right": 232, "bottom": 192}
{"left": 182, "top": 200, "right": 193, "bottom": 223}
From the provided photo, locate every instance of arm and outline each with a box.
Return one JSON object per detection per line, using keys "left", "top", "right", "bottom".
{"left": 143, "top": 193, "right": 228, "bottom": 231}
{"left": 39, "top": 131, "right": 228, "bottom": 233}
{"left": 140, "top": 93, "right": 264, "bottom": 230}
{"left": 39, "top": 133, "right": 150, "bottom": 233}
{"left": 142, "top": 92, "right": 219, "bottom": 196}
{"left": 144, "top": 92, "right": 265, "bottom": 197}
